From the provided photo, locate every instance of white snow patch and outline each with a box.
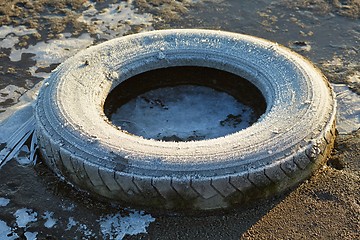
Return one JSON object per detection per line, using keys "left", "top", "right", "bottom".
{"left": 14, "top": 208, "right": 37, "bottom": 228}
{"left": 0, "top": 26, "right": 37, "bottom": 53}
{"left": 0, "top": 220, "right": 18, "bottom": 240}
{"left": 0, "top": 26, "right": 37, "bottom": 39}
{"left": 9, "top": 33, "right": 94, "bottom": 67}
{"left": 0, "top": 198, "right": 10, "bottom": 207}
{"left": 0, "top": 85, "right": 27, "bottom": 112}
{"left": 0, "top": 35, "right": 20, "bottom": 49}
{"left": 98, "top": 211, "right": 155, "bottom": 240}
{"left": 77, "top": 223, "right": 95, "bottom": 238}
{"left": 332, "top": 84, "right": 360, "bottom": 134}
{"left": 24, "top": 231, "right": 38, "bottom": 240}
{"left": 42, "top": 211, "right": 57, "bottom": 229}
{"left": 66, "top": 217, "right": 78, "bottom": 231}
{"left": 111, "top": 85, "right": 256, "bottom": 141}
{"left": 78, "top": 1, "right": 153, "bottom": 39}
{"left": 65, "top": 217, "right": 94, "bottom": 237}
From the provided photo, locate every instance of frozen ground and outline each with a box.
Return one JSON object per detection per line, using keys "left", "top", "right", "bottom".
{"left": 0, "top": 0, "right": 359, "bottom": 239}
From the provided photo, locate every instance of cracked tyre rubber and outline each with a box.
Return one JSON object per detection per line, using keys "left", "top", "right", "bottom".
{"left": 35, "top": 29, "right": 336, "bottom": 211}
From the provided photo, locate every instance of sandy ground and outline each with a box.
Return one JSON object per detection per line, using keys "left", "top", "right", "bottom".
{"left": 0, "top": 0, "right": 359, "bottom": 239}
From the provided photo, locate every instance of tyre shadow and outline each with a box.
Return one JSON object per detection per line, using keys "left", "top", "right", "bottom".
{"left": 145, "top": 192, "right": 289, "bottom": 240}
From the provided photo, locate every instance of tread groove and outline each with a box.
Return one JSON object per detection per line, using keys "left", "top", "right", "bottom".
{"left": 210, "top": 179, "right": 226, "bottom": 198}
{"left": 57, "top": 149, "right": 64, "bottom": 170}
{"left": 189, "top": 179, "right": 202, "bottom": 199}
{"left": 263, "top": 169, "right": 276, "bottom": 184}
{"left": 293, "top": 158, "right": 305, "bottom": 170}
{"left": 228, "top": 176, "right": 245, "bottom": 197}
{"left": 113, "top": 172, "right": 127, "bottom": 193}
{"left": 246, "top": 173, "right": 261, "bottom": 190}
{"left": 132, "top": 177, "right": 146, "bottom": 198}
{"left": 97, "top": 168, "right": 111, "bottom": 192}
{"left": 279, "top": 163, "right": 293, "bottom": 178}
{"left": 150, "top": 178, "right": 167, "bottom": 200}
{"left": 169, "top": 178, "right": 187, "bottom": 200}
{"left": 68, "top": 155, "right": 78, "bottom": 176}
{"left": 82, "top": 162, "right": 96, "bottom": 187}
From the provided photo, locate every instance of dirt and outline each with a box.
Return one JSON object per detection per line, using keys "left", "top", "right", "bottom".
{"left": 282, "top": 0, "right": 360, "bottom": 19}
{"left": 0, "top": 0, "right": 359, "bottom": 239}
{"left": 241, "top": 131, "right": 360, "bottom": 239}
{"left": 0, "top": 0, "right": 89, "bottom": 35}
{"left": 134, "top": 0, "right": 190, "bottom": 21}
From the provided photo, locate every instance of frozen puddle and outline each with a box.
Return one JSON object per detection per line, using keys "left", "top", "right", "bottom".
{"left": 111, "top": 85, "right": 257, "bottom": 141}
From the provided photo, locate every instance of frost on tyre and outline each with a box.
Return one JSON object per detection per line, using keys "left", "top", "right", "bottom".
{"left": 35, "top": 29, "right": 336, "bottom": 211}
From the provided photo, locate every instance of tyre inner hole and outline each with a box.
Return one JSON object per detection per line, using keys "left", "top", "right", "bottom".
{"left": 104, "top": 66, "right": 266, "bottom": 142}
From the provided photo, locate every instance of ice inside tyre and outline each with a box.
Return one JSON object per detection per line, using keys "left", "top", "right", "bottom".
{"left": 104, "top": 66, "right": 267, "bottom": 141}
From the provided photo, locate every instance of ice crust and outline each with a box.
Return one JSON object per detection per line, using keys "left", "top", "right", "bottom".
{"left": 0, "top": 198, "right": 10, "bottom": 207}
{"left": 24, "top": 231, "right": 38, "bottom": 240}
{"left": 99, "top": 211, "right": 155, "bottom": 240}
{"left": 14, "top": 208, "right": 37, "bottom": 228}
{"left": 0, "top": 220, "right": 18, "bottom": 240}
{"left": 112, "top": 85, "right": 256, "bottom": 141}
{"left": 43, "top": 211, "right": 57, "bottom": 229}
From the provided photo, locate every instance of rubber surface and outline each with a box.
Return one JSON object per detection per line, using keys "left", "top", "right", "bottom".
{"left": 35, "top": 29, "right": 336, "bottom": 211}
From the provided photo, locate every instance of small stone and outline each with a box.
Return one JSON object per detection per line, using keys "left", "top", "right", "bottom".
{"left": 290, "top": 41, "right": 311, "bottom": 52}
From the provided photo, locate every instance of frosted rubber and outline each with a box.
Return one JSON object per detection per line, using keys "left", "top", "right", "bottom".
{"left": 35, "top": 29, "right": 336, "bottom": 211}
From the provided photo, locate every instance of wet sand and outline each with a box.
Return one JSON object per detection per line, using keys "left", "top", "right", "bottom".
{"left": 0, "top": 0, "right": 359, "bottom": 239}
